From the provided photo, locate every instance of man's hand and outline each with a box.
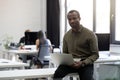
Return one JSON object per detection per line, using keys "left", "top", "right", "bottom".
{"left": 70, "top": 61, "right": 83, "bottom": 69}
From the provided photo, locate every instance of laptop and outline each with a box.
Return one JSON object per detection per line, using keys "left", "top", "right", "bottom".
{"left": 50, "top": 53, "right": 74, "bottom": 66}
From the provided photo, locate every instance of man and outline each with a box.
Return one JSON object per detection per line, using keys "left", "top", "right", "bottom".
{"left": 53, "top": 10, "right": 99, "bottom": 80}
{"left": 19, "top": 29, "right": 31, "bottom": 44}
{"left": 19, "top": 29, "right": 31, "bottom": 63}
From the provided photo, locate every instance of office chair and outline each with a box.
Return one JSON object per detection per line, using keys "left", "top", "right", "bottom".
{"left": 95, "top": 33, "right": 110, "bottom": 51}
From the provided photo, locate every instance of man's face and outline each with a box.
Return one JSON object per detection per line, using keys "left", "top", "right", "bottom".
{"left": 67, "top": 12, "right": 80, "bottom": 31}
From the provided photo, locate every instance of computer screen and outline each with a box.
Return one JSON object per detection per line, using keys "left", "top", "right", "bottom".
{"left": 25, "top": 32, "right": 38, "bottom": 45}
{"left": 96, "top": 33, "right": 110, "bottom": 51}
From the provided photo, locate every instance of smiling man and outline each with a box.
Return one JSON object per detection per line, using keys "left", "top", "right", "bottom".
{"left": 53, "top": 10, "right": 99, "bottom": 80}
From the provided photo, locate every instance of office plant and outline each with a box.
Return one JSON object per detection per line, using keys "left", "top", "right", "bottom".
{"left": 2, "top": 35, "right": 13, "bottom": 50}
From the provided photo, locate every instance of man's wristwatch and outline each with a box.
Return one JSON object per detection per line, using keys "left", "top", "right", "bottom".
{"left": 81, "top": 61, "right": 85, "bottom": 67}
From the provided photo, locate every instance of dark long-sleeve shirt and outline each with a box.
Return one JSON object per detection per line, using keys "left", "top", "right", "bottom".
{"left": 63, "top": 25, "right": 99, "bottom": 65}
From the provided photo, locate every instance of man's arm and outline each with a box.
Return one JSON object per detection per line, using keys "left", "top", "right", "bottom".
{"left": 82, "top": 34, "right": 99, "bottom": 65}
{"left": 63, "top": 37, "right": 68, "bottom": 53}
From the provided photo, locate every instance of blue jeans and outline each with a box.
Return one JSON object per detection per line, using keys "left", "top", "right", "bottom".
{"left": 53, "top": 64, "right": 94, "bottom": 80}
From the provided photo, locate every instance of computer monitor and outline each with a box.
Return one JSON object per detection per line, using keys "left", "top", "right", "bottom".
{"left": 25, "top": 32, "right": 38, "bottom": 45}
{"left": 96, "top": 33, "right": 110, "bottom": 51}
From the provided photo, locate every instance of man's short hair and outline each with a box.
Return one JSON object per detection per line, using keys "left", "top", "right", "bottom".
{"left": 67, "top": 10, "right": 80, "bottom": 19}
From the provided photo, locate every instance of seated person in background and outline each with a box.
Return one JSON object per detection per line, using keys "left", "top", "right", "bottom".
{"left": 34, "top": 30, "right": 52, "bottom": 68}
{"left": 19, "top": 29, "right": 34, "bottom": 63}
{"left": 36, "top": 30, "right": 52, "bottom": 51}
{"left": 19, "top": 29, "right": 31, "bottom": 45}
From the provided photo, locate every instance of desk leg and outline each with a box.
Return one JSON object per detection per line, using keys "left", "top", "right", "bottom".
{"left": 11, "top": 54, "right": 19, "bottom": 62}
{"left": 94, "top": 63, "right": 100, "bottom": 80}
{"left": 118, "top": 66, "right": 120, "bottom": 79}
{"left": 7, "top": 52, "right": 11, "bottom": 60}
{"left": 12, "top": 55, "right": 16, "bottom": 61}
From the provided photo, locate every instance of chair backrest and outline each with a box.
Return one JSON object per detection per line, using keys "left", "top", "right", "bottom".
{"left": 96, "top": 33, "right": 110, "bottom": 51}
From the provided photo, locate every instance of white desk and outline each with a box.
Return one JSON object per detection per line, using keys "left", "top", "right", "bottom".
{"left": 0, "top": 59, "right": 29, "bottom": 69}
{"left": 94, "top": 52, "right": 120, "bottom": 80}
{"left": 0, "top": 68, "right": 56, "bottom": 79}
{"left": 96, "top": 56, "right": 120, "bottom": 63}
{"left": 8, "top": 50, "right": 38, "bottom": 55}
{"left": 0, "top": 52, "right": 119, "bottom": 80}
{"left": 50, "top": 52, "right": 120, "bottom": 80}
{"left": 2, "top": 50, "right": 38, "bottom": 61}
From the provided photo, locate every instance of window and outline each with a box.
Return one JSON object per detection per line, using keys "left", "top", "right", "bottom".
{"left": 60, "top": 0, "right": 120, "bottom": 45}
{"left": 115, "top": 0, "right": 120, "bottom": 41}
{"left": 66, "top": 0, "right": 110, "bottom": 33}
{"left": 111, "top": 0, "right": 120, "bottom": 44}
{"left": 66, "top": 0, "right": 93, "bottom": 31}
{"left": 96, "top": 0, "right": 110, "bottom": 33}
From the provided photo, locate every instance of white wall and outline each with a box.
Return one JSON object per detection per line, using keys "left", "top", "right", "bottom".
{"left": 0, "top": 0, "right": 46, "bottom": 43}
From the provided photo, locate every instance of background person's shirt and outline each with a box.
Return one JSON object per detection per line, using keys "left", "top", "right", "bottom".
{"left": 19, "top": 36, "right": 25, "bottom": 44}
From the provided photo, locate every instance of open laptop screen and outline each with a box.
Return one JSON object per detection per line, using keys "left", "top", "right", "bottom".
{"left": 25, "top": 32, "right": 38, "bottom": 45}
